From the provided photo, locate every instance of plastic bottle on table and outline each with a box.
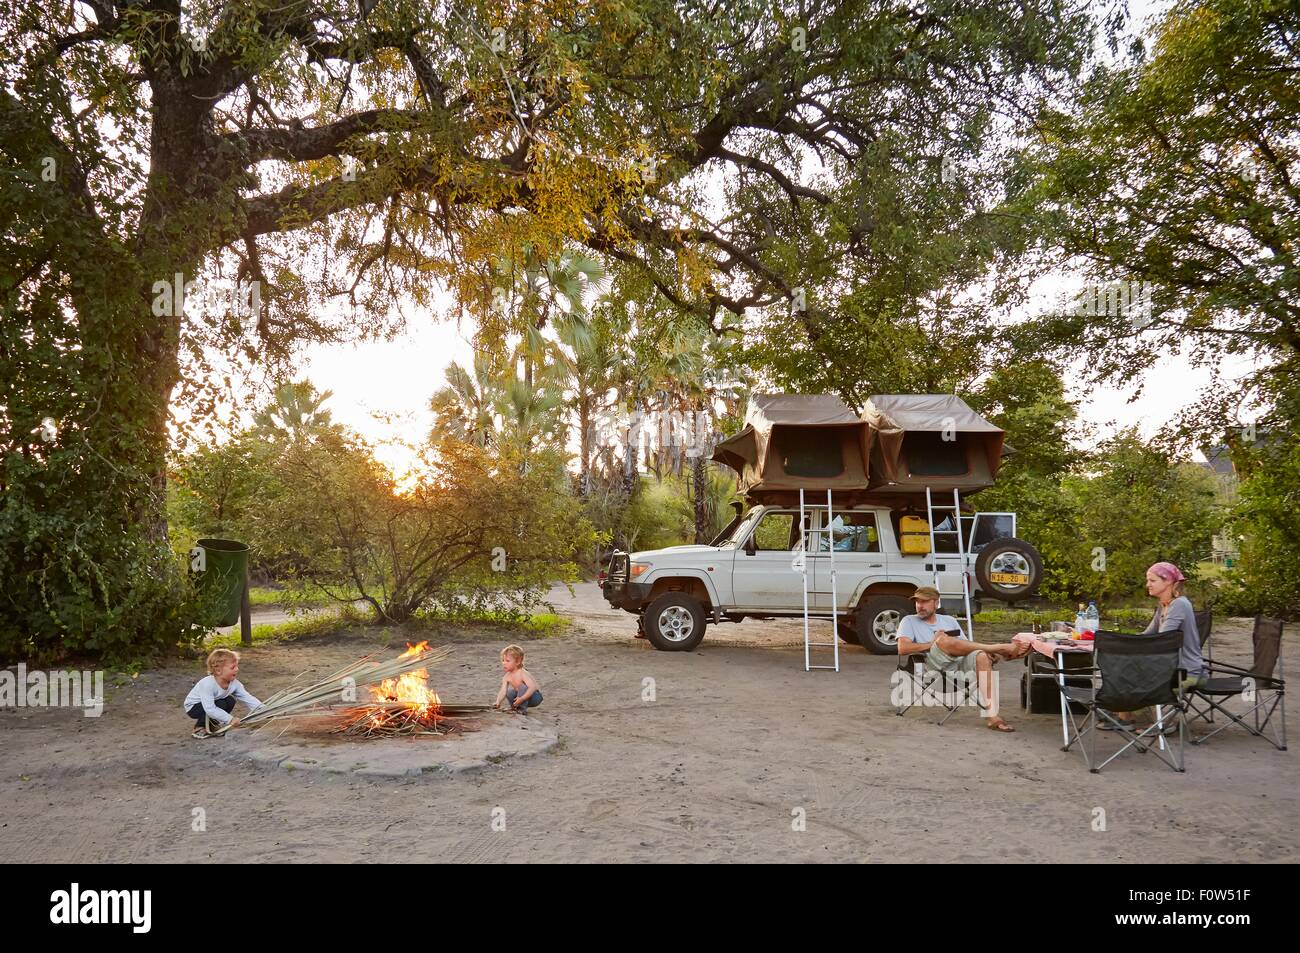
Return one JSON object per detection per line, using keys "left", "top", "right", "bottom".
{"left": 1085, "top": 601, "right": 1099, "bottom": 634}
{"left": 1073, "top": 604, "right": 1086, "bottom": 639}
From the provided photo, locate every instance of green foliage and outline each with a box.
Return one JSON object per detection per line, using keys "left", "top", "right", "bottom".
{"left": 966, "top": 359, "right": 1079, "bottom": 565}
{"left": 414, "top": 607, "right": 568, "bottom": 637}
{"left": 168, "top": 434, "right": 270, "bottom": 548}
{"left": 0, "top": 64, "right": 204, "bottom": 663}
{"left": 619, "top": 477, "right": 692, "bottom": 554}
{"left": 1031, "top": 432, "right": 1221, "bottom": 605}
{"left": 204, "top": 607, "right": 365, "bottom": 651}
{"left": 1218, "top": 387, "right": 1300, "bottom": 619}
{"left": 251, "top": 431, "right": 594, "bottom": 624}
{"left": 1010, "top": 0, "right": 1300, "bottom": 444}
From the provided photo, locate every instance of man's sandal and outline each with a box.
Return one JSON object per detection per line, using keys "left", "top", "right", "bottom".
{"left": 191, "top": 727, "right": 209, "bottom": 739}
{"left": 987, "top": 718, "right": 1016, "bottom": 732}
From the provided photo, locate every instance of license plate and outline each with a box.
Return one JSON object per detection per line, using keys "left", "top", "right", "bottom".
{"left": 991, "top": 571, "right": 1029, "bottom": 585}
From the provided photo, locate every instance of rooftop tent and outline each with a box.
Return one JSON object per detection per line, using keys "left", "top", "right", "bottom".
{"left": 711, "top": 394, "right": 874, "bottom": 504}
{"left": 861, "top": 394, "right": 1005, "bottom": 495}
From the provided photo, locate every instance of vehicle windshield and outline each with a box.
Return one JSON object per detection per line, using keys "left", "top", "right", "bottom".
{"left": 721, "top": 510, "right": 762, "bottom": 547}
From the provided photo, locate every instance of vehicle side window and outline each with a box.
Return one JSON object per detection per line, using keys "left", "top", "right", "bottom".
{"left": 970, "top": 513, "right": 1015, "bottom": 552}
{"left": 752, "top": 513, "right": 797, "bottom": 551}
{"left": 824, "top": 513, "right": 880, "bottom": 553}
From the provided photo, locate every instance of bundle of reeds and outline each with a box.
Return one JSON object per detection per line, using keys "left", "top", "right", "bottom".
{"left": 218, "top": 645, "right": 454, "bottom": 734}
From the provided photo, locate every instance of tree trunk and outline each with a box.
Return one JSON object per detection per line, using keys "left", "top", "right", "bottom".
{"left": 623, "top": 412, "right": 639, "bottom": 499}
{"left": 694, "top": 454, "right": 708, "bottom": 544}
{"left": 578, "top": 396, "right": 591, "bottom": 497}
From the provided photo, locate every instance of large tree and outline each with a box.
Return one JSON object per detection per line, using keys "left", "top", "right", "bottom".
{"left": 2, "top": 0, "right": 1096, "bottom": 656}
{"left": 1010, "top": 0, "right": 1299, "bottom": 444}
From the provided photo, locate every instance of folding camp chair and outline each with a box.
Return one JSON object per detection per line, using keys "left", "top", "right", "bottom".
{"left": 1187, "top": 615, "right": 1287, "bottom": 751}
{"left": 1055, "top": 629, "right": 1188, "bottom": 774}
{"left": 1182, "top": 606, "right": 1218, "bottom": 726}
{"left": 895, "top": 652, "right": 989, "bottom": 725}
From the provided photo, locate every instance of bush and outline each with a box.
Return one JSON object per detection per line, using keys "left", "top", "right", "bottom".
{"left": 252, "top": 433, "right": 595, "bottom": 623}
{"left": 1, "top": 435, "right": 208, "bottom": 665}
{"left": 1216, "top": 423, "right": 1300, "bottom": 620}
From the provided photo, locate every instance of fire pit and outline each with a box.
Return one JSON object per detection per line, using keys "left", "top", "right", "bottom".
{"left": 217, "top": 641, "right": 559, "bottom": 777}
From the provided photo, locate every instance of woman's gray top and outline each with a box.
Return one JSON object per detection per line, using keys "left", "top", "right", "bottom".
{"left": 1142, "top": 595, "right": 1204, "bottom": 677}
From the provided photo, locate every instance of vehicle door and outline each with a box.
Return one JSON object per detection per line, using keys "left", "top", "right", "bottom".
{"left": 731, "top": 509, "right": 807, "bottom": 611}
{"left": 813, "top": 510, "right": 885, "bottom": 611}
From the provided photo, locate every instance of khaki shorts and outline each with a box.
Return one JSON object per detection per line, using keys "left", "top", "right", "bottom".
{"left": 926, "top": 643, "right": 984, "bottom": 676}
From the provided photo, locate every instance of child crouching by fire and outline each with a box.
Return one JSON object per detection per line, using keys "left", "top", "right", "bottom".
{"left": 184, "top": 648, "right": 263, "bottom": 738}
{"left": 493, "top": 644, "right": 542, "bottom": 714}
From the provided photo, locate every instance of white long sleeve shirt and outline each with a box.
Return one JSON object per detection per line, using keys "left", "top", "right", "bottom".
{"left": 183, "top": 676, "right": 262, "bottom": 725}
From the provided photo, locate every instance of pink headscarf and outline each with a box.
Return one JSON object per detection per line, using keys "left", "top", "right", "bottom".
{"left": 1148, "top": 561, "right": 1186, "bottom": 583}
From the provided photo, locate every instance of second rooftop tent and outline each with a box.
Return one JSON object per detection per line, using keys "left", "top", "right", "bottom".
{"left": 860, "top": 394, "right": 1007, "bottom": 496}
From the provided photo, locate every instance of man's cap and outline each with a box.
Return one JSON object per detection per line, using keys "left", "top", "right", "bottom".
{"left": 911, "top": 585, "right": 941, "bottom": 601}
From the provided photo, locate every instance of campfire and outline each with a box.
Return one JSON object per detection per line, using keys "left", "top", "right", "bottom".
{"left": 328, "top": 642, "right": 486, "bottom": 738}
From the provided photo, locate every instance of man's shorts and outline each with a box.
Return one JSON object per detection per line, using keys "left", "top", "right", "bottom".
{"left": 926, "top": 643, "right": 984, "bottom": 676}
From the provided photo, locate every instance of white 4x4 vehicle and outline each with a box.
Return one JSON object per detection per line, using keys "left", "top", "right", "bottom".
{"left": 600, "top": 504, "right": 1042, "bottom": 653}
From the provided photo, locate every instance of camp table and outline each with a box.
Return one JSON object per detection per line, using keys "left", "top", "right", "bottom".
{"left": 1013, "top": 632, "right": 1095, "bottom": 746}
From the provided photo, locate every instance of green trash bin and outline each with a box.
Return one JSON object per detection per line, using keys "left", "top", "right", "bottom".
{"left": 192, "top": 538, "right": 250, "bottom": 627}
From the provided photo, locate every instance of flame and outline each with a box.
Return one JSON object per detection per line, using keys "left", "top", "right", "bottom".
{"left": 369, "top": 642, "right": 441, "bottom": 713}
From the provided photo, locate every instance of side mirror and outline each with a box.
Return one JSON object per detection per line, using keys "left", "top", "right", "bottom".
{"left": 744, "top": 535, "right": 756, "bottom": 556}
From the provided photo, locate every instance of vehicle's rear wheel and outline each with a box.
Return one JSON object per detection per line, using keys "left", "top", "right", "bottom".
{"left": 975, "top": 538, "right": 1044, "bottom": 602}
{"left": 857, "top": 595, "right": 914, "bottom": 655}
{"left": 642, "top": 593, "right": 708, "bottom": 651}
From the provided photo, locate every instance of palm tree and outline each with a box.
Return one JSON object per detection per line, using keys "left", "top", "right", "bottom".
{"left": 428, "top": 352, "right": 501, "bottom": 448}
{"left": 493, "top": 359, "right": 567, "bottom": 457}
{"left": 253, "top": 381, "right": 335, "bottom": 443}
{"left": 493, "top": 245, "right": 604, "bottom": 388}
{"left": 550, "top": 304, "right": 627, "bottom": 495}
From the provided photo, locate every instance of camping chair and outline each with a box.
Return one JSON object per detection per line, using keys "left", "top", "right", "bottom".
{"left": 1055, "top": 629, "right": 1189, "bottom": 774}
{"left": 1186, "top": 615, "right": 1287, "bottom": 751}
{"left": 895, "top": 650, "right": 987, "bottom": 726}
{"left": 1184, "top": 606, "right": 1217, "bottom": 726}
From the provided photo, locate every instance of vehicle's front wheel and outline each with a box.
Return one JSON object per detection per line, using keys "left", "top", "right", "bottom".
{"left": 857, "top": 595, "right": 914, "bottom": 655}
{"left": 642, "top": 593, "right": 708, "bottom": 651}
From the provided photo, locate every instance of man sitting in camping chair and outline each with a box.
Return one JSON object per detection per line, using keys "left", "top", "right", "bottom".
{"left": 897, "top": 586, "right": 1030, "bottom": 731}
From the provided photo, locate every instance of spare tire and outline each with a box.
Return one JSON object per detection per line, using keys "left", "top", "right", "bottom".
{"left": 975, "top": 537, "right": 1043, "bottom": 602}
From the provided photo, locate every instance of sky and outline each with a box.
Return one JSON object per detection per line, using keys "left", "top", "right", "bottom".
{"left": 287, "top": 0, "right": 1253, "bottom": 479}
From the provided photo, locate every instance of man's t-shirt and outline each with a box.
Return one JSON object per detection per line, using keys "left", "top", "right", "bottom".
{"left": 898, "top": 613, "right": 965, "bottom": 645}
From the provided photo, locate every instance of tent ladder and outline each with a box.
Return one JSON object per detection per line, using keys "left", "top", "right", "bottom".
{"left": 924, "top": 486, "right": 974, "bottom": 640}
{"left": 799, "top": 488, "right": 840, "bottom": 672}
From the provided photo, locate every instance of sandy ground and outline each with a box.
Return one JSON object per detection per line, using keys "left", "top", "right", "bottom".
{"left": 1, "top": 583, "right": 1296, "bottom": 863}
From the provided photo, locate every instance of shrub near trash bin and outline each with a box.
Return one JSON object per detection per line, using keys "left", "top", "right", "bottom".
{"left": 191, "top": 538, "right": 250, "bottom": 627}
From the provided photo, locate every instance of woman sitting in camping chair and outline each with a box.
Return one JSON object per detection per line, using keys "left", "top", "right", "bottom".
{"left": 1109, "top": 562, "right": 1205, "bottom": 731}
